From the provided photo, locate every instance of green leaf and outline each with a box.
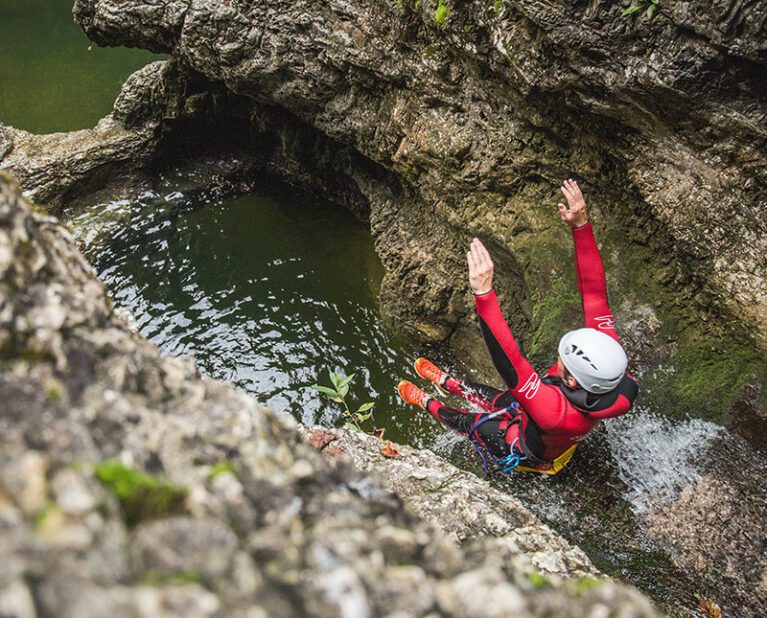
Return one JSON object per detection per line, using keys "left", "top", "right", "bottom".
{"left": 338, "top": 373, "right": 355, "bottom": 389}
{"left": 343, "top": 422, "right": 360, "bottom": 430}
{"left": 338, "top": 383, "right": 349, "bottom": 398}
{"left": 646, "top": 3, "right": 657, "bottom": 17}
{"left": 329, "top": 371, "right": 342, "bottom": 389}
{"left": 621, "top": 4, "right": 640, "bottom": 16}
{"left": 356, "top": 402, "right": 375, "bottom": 412}
{"left": 355, "top": 412, "right": 372, "bottom": 423}
{"left": 328, "top": 395, "right": 344, "bottom": 403}
{"left": 312, "top": 385, "right": 338, "bottom": 397}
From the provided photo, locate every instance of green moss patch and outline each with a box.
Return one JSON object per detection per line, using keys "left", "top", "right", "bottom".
{"left": 45, "top": 387, "right": 61, "bottom": 406}
{"left": 640, "top": 334, "right": 765, "bottom": 424}
{"left": 209, "top": 461, "right": 238, "bottom": 480}
{"left": 573, "top": 576, "right": 604, "bottom": 595}
{"left": 94, "top": 461, "right": 188, "bottom": 526}
{"left": 34, "top": 502, "right": 59, "bottom": 531}
{"left": 433, "top": 0, "right": 450, "bottom": 26}
{"left": 526, "top": 571, "right": 551, "bottom": 589}
{"left": 602, "top": 221, "right": 767, "bottom": 422}
{"left": 528, "top": 273, "right": 582, "bottom": 369}
{"left": 142, "top": 569, "right": 203, "bottom": 586}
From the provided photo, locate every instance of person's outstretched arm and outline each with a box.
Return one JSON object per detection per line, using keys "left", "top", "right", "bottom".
{"left": 468, "top": 239, "right": 566, "bottom": 431}
{"left": 558, "top": 179, "right": 620, "bottom": 343}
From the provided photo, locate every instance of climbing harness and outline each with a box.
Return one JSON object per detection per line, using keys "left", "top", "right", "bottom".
{"left": 514, "top": 443, "right": 578, "bottom": 476}
{"left": 467, "top": 401, "right": 526, "bottom": 475}
{"left": 467, "top": 400, "right": 577, "bottom": 476}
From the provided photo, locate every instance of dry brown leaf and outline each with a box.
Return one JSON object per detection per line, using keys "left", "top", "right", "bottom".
{"left": 370, "top": 427, "right": 386, "bottom": 440}
{"left": 697, "top": 597, "right": 723, "bottom": 618}
{"left": 380, "top": 441, "right": 401, "bottom": 458}
{"left": 308, "top": 429, "right": 337, "bottom": 451}
{"left": 326, "top": 444, "right": 345, "bottom": 457}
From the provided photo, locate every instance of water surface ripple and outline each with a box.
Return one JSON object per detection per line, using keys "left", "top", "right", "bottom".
{"left": 77, "top": 182, "right": 434, "bottom": 446}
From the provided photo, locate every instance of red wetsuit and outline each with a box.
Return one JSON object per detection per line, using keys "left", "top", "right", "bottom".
{"left": 473, "top": 222, "right": 638, "bottom": 461}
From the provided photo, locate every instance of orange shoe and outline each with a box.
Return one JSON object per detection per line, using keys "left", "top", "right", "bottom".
{"left": 413, "top": 357, "right": 448, "bottom": 387}
{"left": 397, "top": 380, "right": 430, "bottom": 409}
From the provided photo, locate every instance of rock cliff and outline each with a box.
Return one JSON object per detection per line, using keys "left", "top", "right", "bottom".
{"left": 3, "top": 2, "right": 766, "bottom": 419}
{"left": 0, "top": 0, "right": 748, "bottom": 441}
{"left": 0, "top": 173, "right": 659, "bottom": 616}
{"left": 70, "top": 0, "right": 767, "bottom": 353}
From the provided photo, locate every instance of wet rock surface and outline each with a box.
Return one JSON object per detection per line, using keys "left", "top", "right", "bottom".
{"left": 0, "top": 175, "right": 661, "bottom": 616}
{"left": 644, "top": 458, "right": 767, "bottom": 614}
{"left": 0, "top": 117, "right": 155, "bottom": 211}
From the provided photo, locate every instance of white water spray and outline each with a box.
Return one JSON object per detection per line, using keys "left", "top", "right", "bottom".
{"left": 607, "top": 406, "right": 722, "bottom": 514}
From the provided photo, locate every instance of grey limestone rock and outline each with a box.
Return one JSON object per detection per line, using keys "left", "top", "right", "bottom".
{"left": 645, "top": 468, "right": 767, "bottom": 614}
{"left": 0, "top": 579, "right": 36, "bottom": 618}
{"left": 130, "top": 518, "right": 240, "bottom": 582}
{"left": 300, "top": 426, "right": 599, "bottom": 579}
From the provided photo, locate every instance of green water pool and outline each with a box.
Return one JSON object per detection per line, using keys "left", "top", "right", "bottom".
{"left": 73, "top": 178, "right": 441, "bottom": 447}
{"left": 0, "top": 0, "right": 156, "bottom": 134}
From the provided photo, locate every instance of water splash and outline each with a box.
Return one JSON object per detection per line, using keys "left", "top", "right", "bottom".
{"left": 429, "top": 429, "right": 463, "bottom": 456}
{"left": 607, "top": 405, "right": 722, "bottom": 514}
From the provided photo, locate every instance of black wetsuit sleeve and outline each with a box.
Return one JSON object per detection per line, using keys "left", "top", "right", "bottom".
{"left": 478, "top": 314, "right": 519, "bottom": 389}
{"left": 475, "top": 291, "right": 567, "bottom": 432}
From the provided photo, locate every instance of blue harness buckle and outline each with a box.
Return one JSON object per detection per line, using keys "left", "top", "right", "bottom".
{"left": 498, "top": 441, "right": 522, "bottom": 473}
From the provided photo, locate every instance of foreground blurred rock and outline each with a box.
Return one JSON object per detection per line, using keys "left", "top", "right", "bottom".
{"left": 0, "top": 173, "right": 659, "bottom": 616}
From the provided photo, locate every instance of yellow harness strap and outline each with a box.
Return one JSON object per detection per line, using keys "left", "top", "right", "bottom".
{"left": 514, "top": 444, "right": 578, "bottom": 476}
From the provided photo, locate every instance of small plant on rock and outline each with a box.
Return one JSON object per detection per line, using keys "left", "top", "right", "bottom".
{"left": 312, "top": 370, "right": 375, "bottom": 430}
{"left": 94, "top": 461, "right": 187, "bottom": 526}
{"left": 622, "top": 0, "right": 659, "bottom": 19}
{"left": 433, "top": 0, "right": 451, "bottom": 27}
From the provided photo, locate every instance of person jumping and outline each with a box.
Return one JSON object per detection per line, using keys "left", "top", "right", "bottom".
{"left": 397, "top": 179, "right": 638, "bottom": 474}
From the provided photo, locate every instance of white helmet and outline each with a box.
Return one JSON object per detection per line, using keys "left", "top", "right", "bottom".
{"left": 558, "top": 328, "right": 628, "bottom": 394}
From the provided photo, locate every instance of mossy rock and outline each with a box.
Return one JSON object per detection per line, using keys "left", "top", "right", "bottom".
{"left": 526, "top": 571, "right": 551, "bottom": 589}
{"left": 142, "top": 569, "right": 204, "bottom": 586}
{"left": 573, "top": 576, "right": 605, "bottom": 595}
{"left": 209, "top": 461, "right": 238, "bottom": 480}
{"left": 94, "top": 461, "right": 188, "bottom": 526}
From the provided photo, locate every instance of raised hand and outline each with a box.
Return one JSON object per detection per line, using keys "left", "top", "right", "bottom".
{"left": 467, "top": 238, "right": 494, "bottom": 295}
{"left": 558, "top": 178, "right": 588, "bottom": 228}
